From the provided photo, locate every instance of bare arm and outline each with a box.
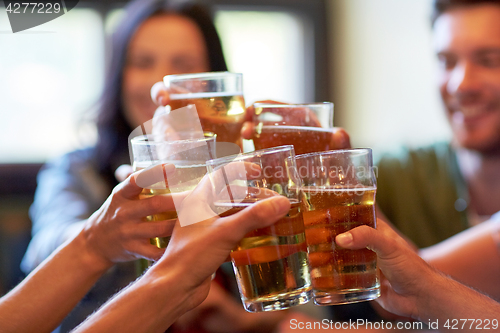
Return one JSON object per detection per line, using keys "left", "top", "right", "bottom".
{"left": 0, "top": 165, "right": 176, "bottom": 333}
{"left": 72, "top": 192, "right": 292, "bottom": 332}
{"left": 420, "top": 218, "right": 500, "bottom": 300}
{"left": 336, "top": 219, "right": 500, "bottom": 331}
{"left": 0, "top": 233, "right": 112, "bottom": 333}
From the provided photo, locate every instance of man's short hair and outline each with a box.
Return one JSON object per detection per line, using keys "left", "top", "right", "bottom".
{"left": 432, "top": 0, "right": 500, "bottom": 25}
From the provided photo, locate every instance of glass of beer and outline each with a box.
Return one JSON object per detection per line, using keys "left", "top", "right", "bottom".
{"left": 253, "top": 102, "right": 334, "bottom": 154}
{"left": 206, "top": 145, "right": 311, "bottom": 312}
{"left": 130, "top": 132, "right": 217, "bottom": 249}
{"left": 294, "top": 148, "right": 380, "bottom": 305}
{"left": 164, "top": 72, "right": 246, "bottom": 148}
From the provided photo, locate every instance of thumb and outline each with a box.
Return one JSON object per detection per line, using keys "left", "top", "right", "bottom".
{"left": 151, "top": 81, "right": 170, "bottom": 106}
{"left": 335, "top": 220, "right": 400, "bottom": 260}
{"left": 115, "top": 164, "right": 133, "bottom": 183}
{"left": 332, "top": 128, "right": 351, "bottom": 149}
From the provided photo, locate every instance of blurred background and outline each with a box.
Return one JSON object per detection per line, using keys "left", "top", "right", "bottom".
{"left": 0, "top": 0, "right": 450, "bottom": 293}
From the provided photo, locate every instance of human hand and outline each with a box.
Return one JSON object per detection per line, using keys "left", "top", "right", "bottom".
{"left": 82, "top": 164, "right": 179, "bottom": 266}
{"left": 147, "top": 163, "right": 292, "bottom": 312}
{"left": 151, "top": 83, "right": 352, "bottom": 150}
{"left": 335, "top": 219, "right": 436, "bottom": 321}
{"left": 151, "top": 81, "right": 171, "bottom": 107}
{"left": 242, "top": 101, "right": 351, "bottom": 149}
{"left": 115, "top": 164, "right": 134, "bottom": 182}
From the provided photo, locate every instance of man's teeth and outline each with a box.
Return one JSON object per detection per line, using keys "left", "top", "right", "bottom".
{"left": 456, "top": 107, "right": 488, "bottom": 117}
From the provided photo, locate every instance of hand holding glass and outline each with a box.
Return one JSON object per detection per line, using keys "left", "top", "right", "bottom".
{"left": 253, "top": 102, "right": 334, "bottom": 154}
{"left": 164, "top": 72, "right": 246, "bottom": 148}
{"left": 131, "top": 132, "right": 216, "bottom": 248}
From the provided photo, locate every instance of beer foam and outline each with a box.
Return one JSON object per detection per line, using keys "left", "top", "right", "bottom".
{"left": 301, "top": 186, "right": 376, "bottom": 192}
{"left": 170, "top": 91, "right": 242, "bottom": 99}
{"left": 215, "top": 201, "right": 253, "bottom": 208}
{"left": 261, "top": 125, "right": 335, "bottom": 132}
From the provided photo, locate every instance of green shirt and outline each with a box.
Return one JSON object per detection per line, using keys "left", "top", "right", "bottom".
{"left": 376, "top": 142, "right": 469, "bottom": 248}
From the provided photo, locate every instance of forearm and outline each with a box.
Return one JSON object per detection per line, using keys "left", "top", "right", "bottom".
{"left": 420, "top": 220, "right": 500, "bottom": 300}
{"left": 415, "top": 270, "right": 500, "bottom": 330}
{"left": 73, "top": 262, "right": 193, "bottom": 333}
{"left": 0, "top": 231, "right": 112, "bottom": 333}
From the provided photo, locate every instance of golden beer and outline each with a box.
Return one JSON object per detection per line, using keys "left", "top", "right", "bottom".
{"left": 135, "top": 163, "right": 208, "bottom": 248}
{"left": 216, "top": 200, "right": 311, "bottom": 312}
{"left": 170, "top": 94, "right": 246, "bottom": 148}
{"left": 253, "top": 125, "right": 335, "bottom": 155}
{"left": 302, "top": 187, "right": 379, "bottom": 305}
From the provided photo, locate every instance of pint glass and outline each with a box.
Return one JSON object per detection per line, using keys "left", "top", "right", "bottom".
{"left": 131, "top": 132, "right": 216, "bottom": 248}
{"left": 294, "top": 148, "right": 380, "bottom": 305}
{"left": 206, "top": 145, "right": 311, "bottom": 312}
{"left": 253, "top": 102, "right": 334, "bottom": 154}
{"left": 164, "top": 72, "right": 245, "bottom": 148}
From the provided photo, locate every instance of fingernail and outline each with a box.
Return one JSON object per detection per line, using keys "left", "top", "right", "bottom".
{"left": 162, "top": 163, "right": 176, "bottom": 175}
{"left": 334, "top": 129, "right": 350, "bottom": 149}
{"left": 336, "top": 232, "right": 353, "bottom": 246}
{"left": 158, "top": 96, "right": 165, "bottom": 106}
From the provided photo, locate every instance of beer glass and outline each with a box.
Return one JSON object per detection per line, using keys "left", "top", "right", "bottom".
{"left": 164, "top": 72, "right": 246, "bottom": 148}
{"left": 294, "top": 148, "right": 380, "bottom": 305}
{"left": 131, "top": 132, "right": 216, "bottom": 248}
{"left": 253, "top": 102, "right": 334, "bottom": 154}
{"left": 206, "top": 145, "right": 311, "bottom": 312}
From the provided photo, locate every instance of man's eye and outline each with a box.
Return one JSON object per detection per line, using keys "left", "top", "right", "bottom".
{"left": 478, "top": 54, "right": 500, "bottom": 68}
{"left": 438, "top": 55, "right": 456, "bottom": 70}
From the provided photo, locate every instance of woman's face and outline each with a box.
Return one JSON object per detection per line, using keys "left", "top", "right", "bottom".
{"left": 122, "top": 14, "right": 210, "bottom": 128}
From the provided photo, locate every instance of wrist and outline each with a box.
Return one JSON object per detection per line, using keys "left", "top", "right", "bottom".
{"left": 73, "top": 230, "right": 114, "bottom": 275}
{"left": 413, "top": 267, "right": 452, "bottom": 322}
{"left": 73, "top": 261, "right": 196, "bottom": 332}
{"left": 141, "top": 261, "right": 196, "bottom": 319}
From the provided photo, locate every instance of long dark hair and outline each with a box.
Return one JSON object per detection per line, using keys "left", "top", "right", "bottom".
{"left": 94, "top": 0, "right": 227, "bottom": 187}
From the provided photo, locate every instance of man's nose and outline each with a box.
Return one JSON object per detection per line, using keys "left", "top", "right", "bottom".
{"left": 447, "top": 61, "right": 481, "bottom": 96}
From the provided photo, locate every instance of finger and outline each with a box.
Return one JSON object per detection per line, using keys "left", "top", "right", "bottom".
{"left": 130, "top": 242, "right": 166, "bottom": 261}
{"left": 128, "top": 192, "right": 187, "bottom": 218}
{"left": 245, "top": 100, "right": 284, "bottom": 122}
{"left": 335, "top": 220, "right": 399, "bottom": 260}
{"left": 115, "top": 164, "right": 134, "bottom": 183}
{"left": 331, "top": 127, "right": 351, "bottom": 149}
{"left": 151, "top": 81, "right": 170, "bottom": 106}
{"left": 128, "top": 220, "right": 176, "bottom": 239}
{"left": 219, "top": 196, "right": 291, "bottom": 238}
{"left": 119, "top": 164, "right": 175, "bottom": 199}
{"left": 241, "top": 121, "right": 255, "bottom": 140}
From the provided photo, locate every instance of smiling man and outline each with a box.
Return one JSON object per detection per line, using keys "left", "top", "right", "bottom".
{"left": 434, "top": 3, "right": 500, "bottom": 156}
{"left": 433, "top": 2, "right": 500, "bottom": 225}
{"left": 340, "top": 1, "right": 500, "bottom": 323}
{"left": 375, "top": 0, "right": 500, "bottom": 251}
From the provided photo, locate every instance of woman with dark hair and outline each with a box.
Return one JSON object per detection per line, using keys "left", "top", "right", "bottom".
{"left": 20, "top": 0, "right": 228, "bottom": 330}
{"left": 95, "top": 0, "right": 227, "bottom": 187}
